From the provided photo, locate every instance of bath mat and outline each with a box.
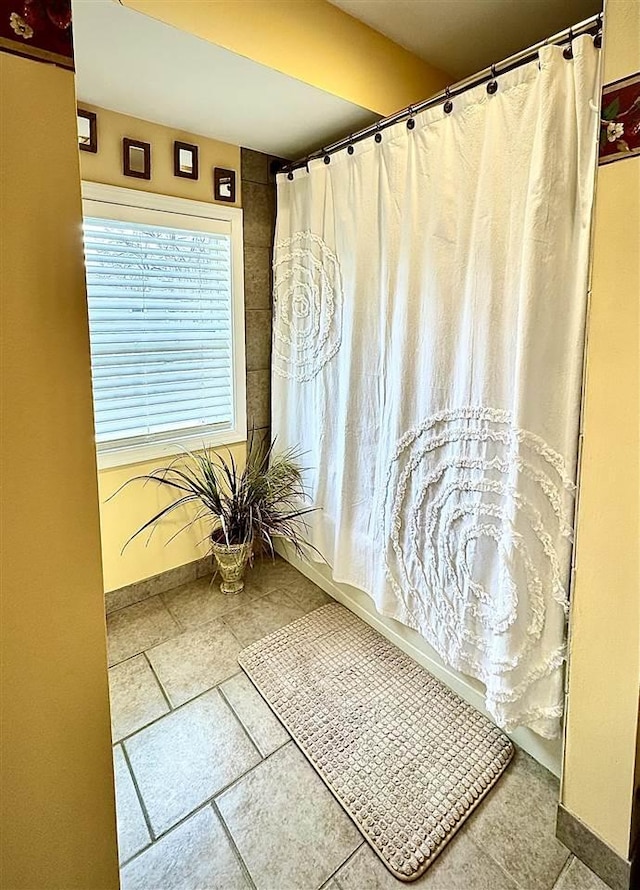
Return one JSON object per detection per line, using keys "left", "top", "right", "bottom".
{"left": 238, "top": 603, "right": 514, "bottom": 882}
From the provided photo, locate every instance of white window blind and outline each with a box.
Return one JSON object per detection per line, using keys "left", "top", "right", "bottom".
{"left": 83, "top": 216, "right": 236, "bottom": 454}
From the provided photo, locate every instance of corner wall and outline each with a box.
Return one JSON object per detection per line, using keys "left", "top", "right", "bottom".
{"left": 561, "top": 0, "right": 640, "bottom": 866}
{"left": 79, "top": 106, "right": 248, "bottom": 592}
{"left": 0, "top": 55, "right": 119, "bottom": 889}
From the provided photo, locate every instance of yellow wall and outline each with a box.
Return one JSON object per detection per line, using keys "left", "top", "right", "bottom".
{"left": 0, "top": 56, "right": 119, "bottom": 888}
{"left": 98, "top": 443, "right": 246, "bottom": 592}
{"left": 79, "top": 104, "right": 241, "bottom": 205}
{"left": 79, "top": 107, "right": 245, "bottom": 592}
{"left": 120, "top": 0, "right": 451, "bottom": 115}
{"left": 562, "top": 0, "right": 640, "bottom": 859}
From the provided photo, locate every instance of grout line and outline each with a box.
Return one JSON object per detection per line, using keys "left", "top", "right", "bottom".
{"left": 119, "top": 838, "right": 154, "bottom": 871}
{"left": 551, "top": 855, "right": 574, "bottom": 889}
{"left": 107, "top": 649, "right": 148, "bottom": 671}
{"left": 143, "top": 650, "right": 173, "bottom": 712}
{"left": 120, "top": 741, "right": 157, "bottom": 843}
{"left": 113, "top": 669, "right": 245, "bottom": 746}
{"left": 106, "top": 588, "right": 185, "bottom": 621}
{"left": 465, "top": 830, "right": 530, "bottom": 890}
{"left": 117, "top": 797, "right": 217, "bottom": 872}
{"left": 218, "top": 616, "right": 247, "bottom": 648}
{"left": 119, "top": 742, "right": 296, "bottom": 869}
{"left": 321, "top": 842, "right": 366, "bottom": 889}
{"left": 211, "top": 741, "right": 293, "bottom": 804}
{"left": 107, "top": 621, "right": 182, "bottom": 670}
{"left": 491, "top": 855, "right": 527, "bottom": 890}
{"left": 158, "top": 590, "right": 187, "bottom": 633}
{"left": 217, "top": 684, "right": 265, "bottom": 762}
{"left": 210, "top": 799, "right": 258, "bottom": 890}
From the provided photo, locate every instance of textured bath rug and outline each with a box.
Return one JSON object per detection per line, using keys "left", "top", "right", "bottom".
{"left": 238, "top": 603, "right": 514, "bottom": 882}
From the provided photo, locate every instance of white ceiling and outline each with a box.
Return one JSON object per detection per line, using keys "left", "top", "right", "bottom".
{"left": 329, "top": 0, "right": 602, "bottom": 79}
{"left": 72, "top": 0, "right": 378, "bottom": 160}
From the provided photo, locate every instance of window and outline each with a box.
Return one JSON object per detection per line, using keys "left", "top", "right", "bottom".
{"left": 82, "top": 183, "right": 246, "bottom": 468}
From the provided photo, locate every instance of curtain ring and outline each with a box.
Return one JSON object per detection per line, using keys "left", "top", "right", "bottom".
{"left": 487, "top": 64, "right": 498, "bottom": 94}
{"left": 323, "top": 154, "right": 331, "bottom": 165}
{"left": 594, "top": 17, "right": 603, "bottom": 48}
{"left": 407, "top": 106, "right": 415, "bottom": 130}
{"left": 347, "top": 141, "right": 355, "bottom": 155}
{"left": 375, "top": 123, "right": 382, "bottom": 144}
{"left": 444, "top": 86, "right": 453, "bottom": 114}
{"left": 563, "top": 28, "right": 574, "bottom": 59}
{"left": 287, "top": 170, "right": 294, "bottom": 181}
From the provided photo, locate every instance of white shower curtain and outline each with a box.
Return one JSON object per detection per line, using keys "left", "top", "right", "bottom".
{"left": 272, "top": 37, "right": 600, "bottom": 738}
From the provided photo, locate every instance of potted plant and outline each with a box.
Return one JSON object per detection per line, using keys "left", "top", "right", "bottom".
{"left": 117, "top": 435, "right": 315, "bottom": 594}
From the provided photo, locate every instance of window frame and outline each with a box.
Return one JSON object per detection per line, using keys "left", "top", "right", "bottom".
{"left": 81, "top": 181, "right": 247, "bottom": 470}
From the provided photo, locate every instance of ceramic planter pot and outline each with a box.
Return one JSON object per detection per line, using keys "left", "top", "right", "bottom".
{"left": 211, "top": 539, "right": 253, "bottom": 594}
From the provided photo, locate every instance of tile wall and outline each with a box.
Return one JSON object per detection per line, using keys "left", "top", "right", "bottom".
{"left": 241, "top": 148, "right": 278, "bottom": 449}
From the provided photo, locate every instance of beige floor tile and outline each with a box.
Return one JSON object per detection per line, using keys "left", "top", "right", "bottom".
{"left": 125, "top": 688, "right": 260, "bottom": 835}
{"left": 107, "top": 597, "right": 180, "bottom": 667}
{"left": 146, "top": 620, "right": 242, "bottom": 707}
{"left": 335, "top": 834, "right": 518, "bottom": 890}
{"left": 216, "top": 742, "right": 362, "bottom": 890}
{"left": 553, "top": 857, "right": 611, "bottom": 890}
{"left": 271, "top": 581, "right": 332, "bottom": 615}
{"left": 163, "top": 577, "right": 260, "bottom": 629}
{"left": 113, "top": 745, "right": 150, "bottom": 865}
{"left": 465, "top": 748, "right": 569, "bottom": 890}
{"left": 120, "top": 806, "right": 249, "bottom": 890}
{"left": 221, "top": 591, "right": 305, "bottom": 648}
{"left": 243, "top": 556, "right": 305, "bottom": 597}
{"left": 221, "top": 672, "right": 289, "bottom": 756}
{"left": 109, "top": 655, "right": 169, "bottom": 741}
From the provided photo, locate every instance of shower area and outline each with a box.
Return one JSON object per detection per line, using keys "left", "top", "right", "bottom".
{"left": 273, "top": 23, "right": 600, "bottom": 767}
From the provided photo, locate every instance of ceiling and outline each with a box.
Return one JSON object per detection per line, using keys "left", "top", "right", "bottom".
{"left": 72, "top": 0, "right": 378, "bottom": 160}
{"left": 329, "top": 0, "right": 602, "bottom": 79}
{"left": 73, "top": 0, "right": 603, "bottom": 161}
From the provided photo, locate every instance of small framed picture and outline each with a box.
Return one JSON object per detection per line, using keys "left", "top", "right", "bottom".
{"left": 599, "top": 73, "right": 640, "bottom": 165}
{"left": 77, "top": 109, "right": 97, "bottom": 153}
{"left": 214, "top": 167, "right": 236, "bottom": 203}
{"left": 123, "top": 138, "right": 151, "bottom": 180}
{"left": 174, "top": 141, "right": 199, "bottom": 179}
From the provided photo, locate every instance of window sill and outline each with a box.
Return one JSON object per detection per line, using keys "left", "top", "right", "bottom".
{"left": 96, "top": 427, "right": 247, "bottom": 472}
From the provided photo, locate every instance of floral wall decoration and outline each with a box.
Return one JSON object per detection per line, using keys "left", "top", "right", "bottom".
{"left": 0, "top": 0, "right": 73, "bottom": 69}
{"left": 599, "top": 72, "right": 640, "bottom": 165}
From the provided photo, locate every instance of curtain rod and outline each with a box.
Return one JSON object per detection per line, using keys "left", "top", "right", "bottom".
{"left": 281, "top": 11, "right": 602, "bottom": 175}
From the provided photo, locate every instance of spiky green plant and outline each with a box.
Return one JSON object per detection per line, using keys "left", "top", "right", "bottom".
{"left": 114, "top": 433, "right": 316, "bottom": 559}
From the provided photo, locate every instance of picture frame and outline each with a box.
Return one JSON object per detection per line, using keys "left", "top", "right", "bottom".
{"left": 77, "top": 109, "right": 97, "bottom": 153}
{"left": 174, "top": 141, "right": 199, "bottom": 179}
{"left": 123, "top": 138, "right": 151, "bottom": 180}
{"left": 213, "top": 167, "right": 236, "bottom": 203}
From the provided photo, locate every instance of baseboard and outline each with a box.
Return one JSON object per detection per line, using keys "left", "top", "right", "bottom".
{"left": 275, "top": 541, "right": 563, "bottom": 777}
{"left": 105, "top": 555, "right": 212, "bottom": 614}
{"left": 556, "top": 804, "right": 633, "bottom": 890}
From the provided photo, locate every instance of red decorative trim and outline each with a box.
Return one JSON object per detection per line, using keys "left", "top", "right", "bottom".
{"left": 599, "top": 72, "right": 640, "bottom": 165}
{"left": 0, "top": 0, "right": 73, "bottom": 69}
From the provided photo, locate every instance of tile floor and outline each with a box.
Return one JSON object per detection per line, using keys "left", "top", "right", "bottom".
{"left": 107, "top": 557, "right": 609, "bottom": 890}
